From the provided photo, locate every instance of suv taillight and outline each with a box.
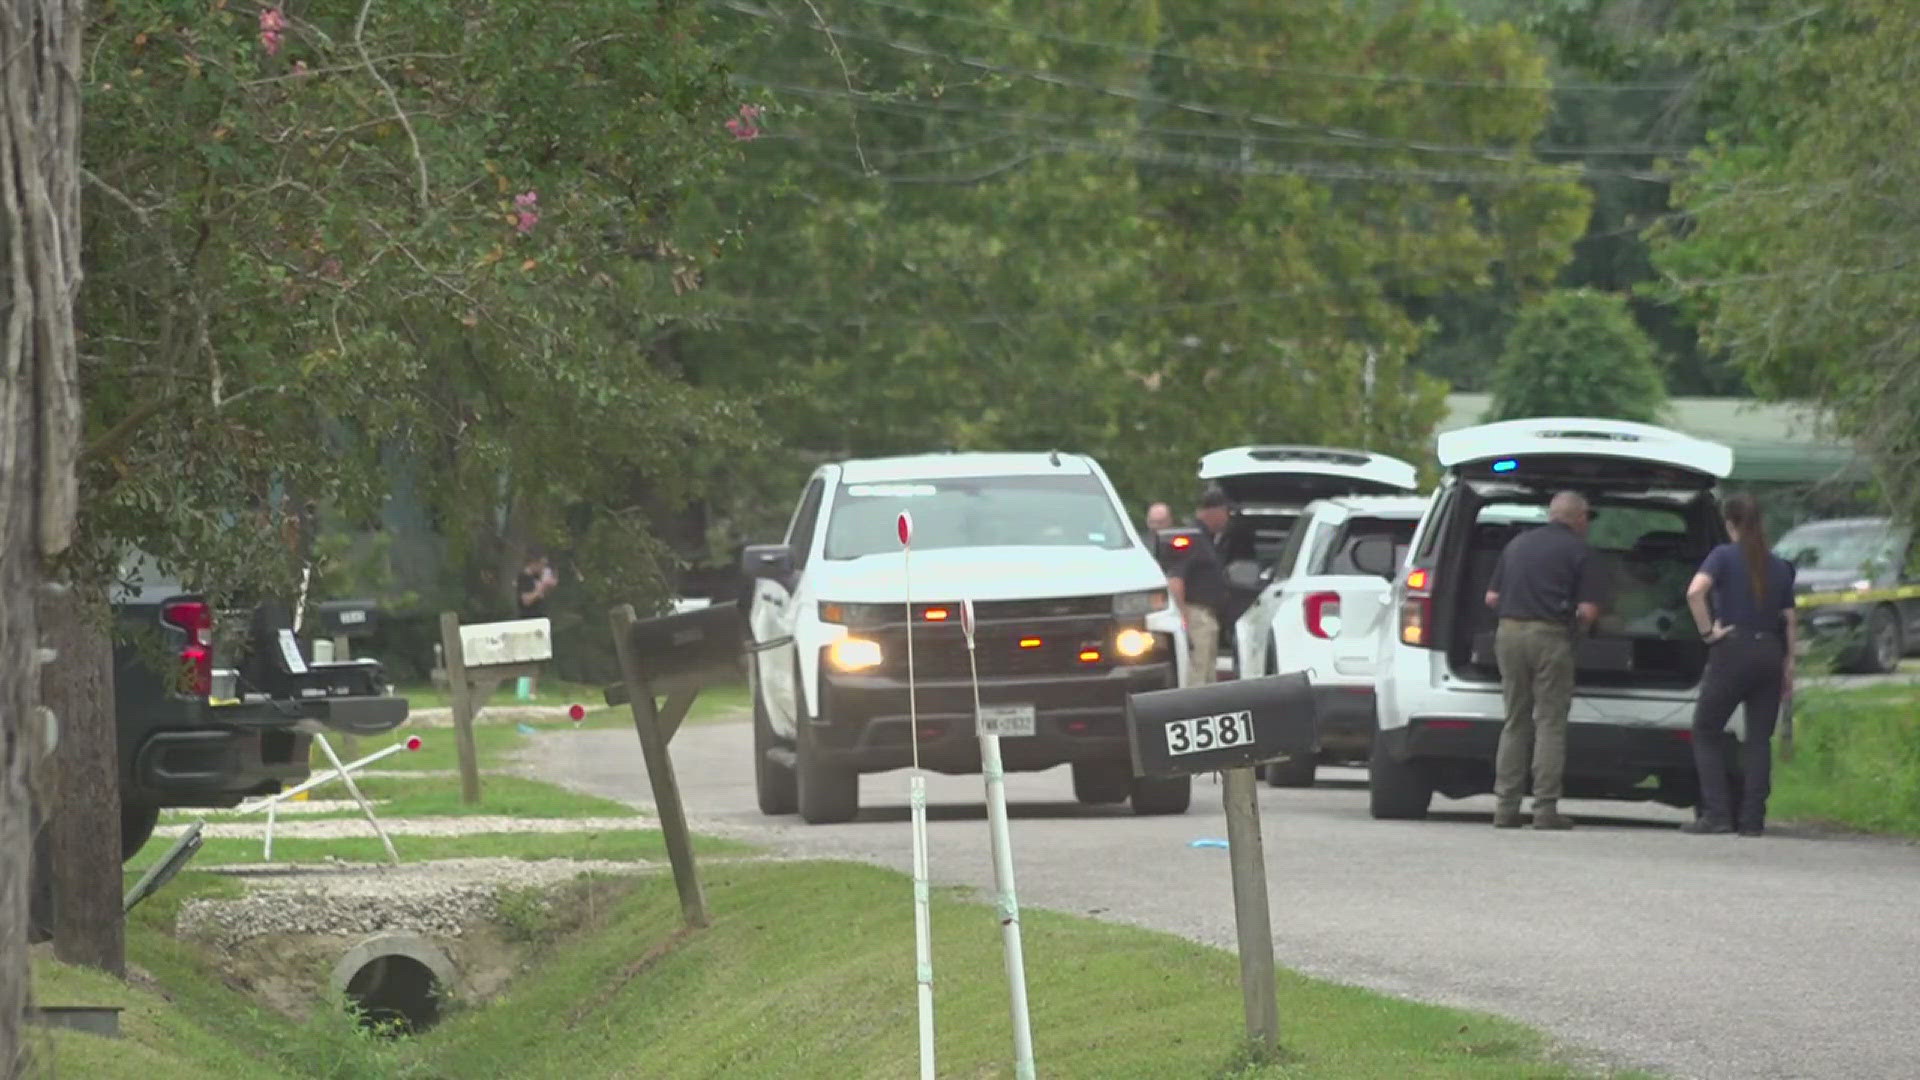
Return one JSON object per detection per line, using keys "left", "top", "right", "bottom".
{"left": 1304, "top": 592, "right": 1342, "bottom": 639}
{"left": 161, "top": 599, "right": 214, "bottom": 696}
{"left": 1399, "top": 567, "right": 1434, "bottom": 649}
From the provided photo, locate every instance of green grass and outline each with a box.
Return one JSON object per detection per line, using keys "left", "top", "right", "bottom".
{"left": 125, "top": 826, "right": 750, "bottom": 874}
{"left": 36, "top": 863, "right": 1650, "bottom": 1080}
{"left": 160, "top": 774, "right": 643, "bottom": 825}
{"left": 394, "top": 677, "right": 605, "bottom": 713}
{"left": 1771, "top": 682, "right": 1920, "bottom": 836}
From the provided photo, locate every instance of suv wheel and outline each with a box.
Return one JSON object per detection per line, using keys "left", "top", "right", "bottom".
{"left": 795, "top": 662, "right": 859, "bottom": 825}
{"left": 121, "top": 800, "right": 161, "bottom": 862}
{"left": 1129, "top": 775, "right": 1191, "bottom": 815}
{"left": 1368, "top": 735, "right": 1433, "bottom": 820}
{"left": 1864, "top": 605, "right": 1904, "bottom": 675}
{"left": 752, "top": 667, "right": 797, "bottom": 816}
{"left": 1071, "top": 762, "right": 1131, "bottom": 805}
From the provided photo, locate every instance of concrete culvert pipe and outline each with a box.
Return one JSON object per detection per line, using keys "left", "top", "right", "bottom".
{"left": 330, "top": 933, "right": 456, "bottom": 1035}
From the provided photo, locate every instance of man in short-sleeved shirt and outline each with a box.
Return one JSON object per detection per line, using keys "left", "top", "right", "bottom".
{"left": 1168, "top": 487, "right": 1231, "bottom": 686}
{"left": 1483, "top": 492, "right": 1609, "bottom": 830}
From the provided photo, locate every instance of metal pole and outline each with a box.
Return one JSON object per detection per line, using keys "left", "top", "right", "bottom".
{"left": 1222, "top": 765, "right": 1279, "bottom": 1052}
{"left": 311, "top": 732, "right": 401, "bottom": 865}
{"left": 965, "top": 602, "right": 1036, "bottom": 1078}
{"left": 899, "top": 513, "right": 936, "bottom": 1080}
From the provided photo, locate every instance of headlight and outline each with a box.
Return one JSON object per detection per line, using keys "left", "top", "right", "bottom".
{"left": 1115, "top": 628, "right": 1155, "bottom": 659}
{"left": 1114, "top": 590, "right": 1168, "bottom": 616}
{"left": 827, "top": 637, "right": 884, "bottom": 672}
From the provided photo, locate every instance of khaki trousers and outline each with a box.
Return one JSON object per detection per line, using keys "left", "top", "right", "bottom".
{"left": 1186, "top": 605, "right": 1220, "bottom": 686}
{"left": 1493, "top": 618, "right": 1575, "bottom": 809}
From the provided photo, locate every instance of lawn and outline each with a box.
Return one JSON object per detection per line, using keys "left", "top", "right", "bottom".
{"left": 1771, "top": 681, "right": 1920, "bottom": 837}
{"left": 31, "top": 863, "right": 1651, "bottom": 1080}
{"left": 160, "top": 774, "right": 644, "bottom": 824}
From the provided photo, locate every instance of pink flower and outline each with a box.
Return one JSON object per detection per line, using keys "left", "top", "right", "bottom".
{"left": 259, "top": 7, "right": 286, "bottom": 56}
{"left": 725, "top": 103, "right": 762, "bottom": 141}
{"left": 513, "top": 190, "right": 539, "bottom": 234}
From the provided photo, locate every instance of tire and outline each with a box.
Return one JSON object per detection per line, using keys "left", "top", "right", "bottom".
{"left": 752, "top": 668, "right": 797, "bottom": 816}
{"left": 1071, "top": 762, "right": 1131, "bottom": 805}
{"left": 1367, "top": 734, "right": 1433, "bottom": 820}
{"left": 1264, "top": 752, "right": 1317, "bottom": 788}
{"left": 795, "top": 660, "right": 859, "bottom": 825}
{"left": 121, "top": 800, "right": 161, "bottom": 863}
{"left": 1129, "top": 775, "right": 1192, "bottom": 816}
{"left": 1862, "top": 605, "right": 1904, "bottom": 675}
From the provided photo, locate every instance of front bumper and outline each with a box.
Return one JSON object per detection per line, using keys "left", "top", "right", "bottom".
{"left": 815, "top": 663, "right": 1175, "bottom": 774}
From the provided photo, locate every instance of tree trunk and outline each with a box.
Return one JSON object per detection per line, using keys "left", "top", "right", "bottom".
{"left": 37, "top": 587, "right": 123, "bottom": 977}
{"left": 1, "top": 0, "right": 88, "bottom": 1072}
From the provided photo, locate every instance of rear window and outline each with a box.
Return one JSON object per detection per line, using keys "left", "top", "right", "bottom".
{"left": 1316, "top": 518, "right": 1418, "bottom": 575}
{"left": 823, "top": 475, "right": 1132, "bottom": 560}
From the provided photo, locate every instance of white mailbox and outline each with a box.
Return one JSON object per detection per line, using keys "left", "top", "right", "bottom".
{"left": 457, "top": 617, "right": 553, "bottom": 668}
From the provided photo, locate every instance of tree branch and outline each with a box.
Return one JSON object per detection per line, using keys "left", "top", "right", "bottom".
{"left": 355, "top": 0, "right": 430, "bottom": 214}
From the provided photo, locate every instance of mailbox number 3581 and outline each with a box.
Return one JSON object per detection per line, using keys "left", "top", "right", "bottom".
{"left": 1165, "top": 710, "right": 1255, "bottom": 756}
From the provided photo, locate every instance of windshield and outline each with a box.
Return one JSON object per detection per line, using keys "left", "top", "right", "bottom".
{"left": 823, "top": 474, "right": 1133, "bottom": 560}
{"left": 1774, "top": 521, "right": 1903, "bottom": 573}
{"left": 1317, "top": 517, "right": 1418, "bottom": 575}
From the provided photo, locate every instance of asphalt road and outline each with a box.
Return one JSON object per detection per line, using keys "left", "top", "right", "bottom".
{"left": 529, "top": 714, "right": 1920, "bottom": 1080}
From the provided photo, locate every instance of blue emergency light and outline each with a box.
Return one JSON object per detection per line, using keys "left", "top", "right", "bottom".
{"left": 1491, "top": 459, "right": 1518, "bottom": 473}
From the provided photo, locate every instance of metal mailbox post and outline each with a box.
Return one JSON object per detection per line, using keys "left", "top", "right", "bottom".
{"left": 1125, "top": 671, "right": 1319, "bottom": 1055}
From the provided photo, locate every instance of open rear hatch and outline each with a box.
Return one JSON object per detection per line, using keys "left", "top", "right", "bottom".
{"left": 1432, "top": 419, "right": 1733, "bottom": 691}
{"left": 1199, "top": 444, "right": 1419, "bottom": 570}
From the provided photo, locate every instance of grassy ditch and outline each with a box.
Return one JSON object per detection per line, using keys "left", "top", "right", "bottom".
{"left": 31, "top": 862, "right": 1650, "bottom": 1080}
{"left": 1771, "top": 681, "right": 1920, "bottom": 837}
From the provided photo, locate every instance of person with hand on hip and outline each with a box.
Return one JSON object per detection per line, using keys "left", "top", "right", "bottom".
{"left": 1682, "top": 493, "right": 1797, "bottom": 836}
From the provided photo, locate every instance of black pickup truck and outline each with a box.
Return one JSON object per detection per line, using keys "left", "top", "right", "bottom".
{"left": 29, "top": 565, "right": 409, "bottom": 940}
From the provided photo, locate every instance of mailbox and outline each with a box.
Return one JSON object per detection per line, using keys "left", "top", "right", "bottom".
{"left": 313, "top": 599, "right": 381, "bottom": 640}
{"left": 1126, "top": 671, "right": 1319, "bottom": 779}
{"left": 605, "top": 602, "right": 744, "bottom": 707}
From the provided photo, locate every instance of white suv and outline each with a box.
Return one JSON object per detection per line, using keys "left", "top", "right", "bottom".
{"left": 1232, "top": 495, "right": 1429, "bottom": 787}
{"left": 1367, "top": 418, "right": 1735, "bottom": 820}
{"left": 741, "top": 452, "right": 1191, "bottom": 824}
{"left": 1192, "top": 446, "right": 1420, "bottom": 678}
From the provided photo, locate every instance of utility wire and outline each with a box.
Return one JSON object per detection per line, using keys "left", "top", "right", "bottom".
{"left": 834, "top": 0, "right": 1691, "bottom": 93}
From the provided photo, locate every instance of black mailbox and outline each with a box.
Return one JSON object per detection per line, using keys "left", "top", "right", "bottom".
{"left": 313, "top": 599, "right": 380, "bottom": 639}
{"left": 605, "top": 602, "right": 744, "bottom": 705}
{"left": 1126, "top": 672, "right": 1319, "bottom": 779}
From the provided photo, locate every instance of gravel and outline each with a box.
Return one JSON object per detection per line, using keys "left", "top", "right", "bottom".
{"left": 154, "top": 815, "right": 655, "bottom": 840}
{"left": 176, "top": 857, "right": 654, "bottom": 949}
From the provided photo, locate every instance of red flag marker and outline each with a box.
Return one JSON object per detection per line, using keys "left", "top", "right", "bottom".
{"left": 897, "top": 509, "right": 913, "bottom": 547}
{"left": 568, "top": 703, "right": 587, "bottom": 723}
{"left": 404, "top": 735, "right": 423, "bottom": 752}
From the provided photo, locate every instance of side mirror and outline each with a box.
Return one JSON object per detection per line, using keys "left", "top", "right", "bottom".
{"left": 1350, "top": 537, "right": 1397, "bottom": 580}
{"left": 740, "top": 544, "right": 795, "bottom": 581}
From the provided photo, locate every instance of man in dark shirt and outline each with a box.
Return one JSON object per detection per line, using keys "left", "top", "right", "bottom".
{"left": 1169, "top": 486, "right": 1232, "bottom": 685}
{"left": 1483, "top": 491, "right": 1609, "bottom": 830}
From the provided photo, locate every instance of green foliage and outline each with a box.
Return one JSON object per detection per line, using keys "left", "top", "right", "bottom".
{"left": 1487, "top": 287, "right": 1666, "bottom": 422}
{"left": 1648, "top": 0, "right": 1920, "bottom": 525}
{"left": 1771, "top": 685, "right": 1920, "bottom": 837}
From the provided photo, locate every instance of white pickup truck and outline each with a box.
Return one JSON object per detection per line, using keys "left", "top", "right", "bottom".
{"left": 740, "top": 451, "right": 1190, "bottom": 824}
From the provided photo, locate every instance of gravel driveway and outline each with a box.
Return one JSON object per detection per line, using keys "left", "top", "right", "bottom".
{"left": 526, "top": 717, "right": 1920, "bottom": 1080}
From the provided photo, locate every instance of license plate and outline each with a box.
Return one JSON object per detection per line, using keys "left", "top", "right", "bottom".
{"left": 1165, "top": 710, "right": 1255, "bottom": 756}
{"left": 977, "top": 703, "right": 1036, "bottom": 738}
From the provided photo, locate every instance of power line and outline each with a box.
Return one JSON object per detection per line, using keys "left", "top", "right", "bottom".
{"left": 718, "top": 2, "right": 1683, "bottom": 181}
{"left": 743, "top": 77, "right": 1695, "bottom": 166}
{"left": 834, "top": 0, "right": 1690, "bottom": 94}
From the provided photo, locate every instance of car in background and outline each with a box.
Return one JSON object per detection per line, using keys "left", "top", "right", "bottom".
{"left": 1775, "top": 516, "right": 1919, "bottom": 674}
{"left": 1369, "top": 417, "right": 1736, "bottom": 820}
{"left": 1232, "top": 495, "right": 1430, "bottom": 786}
{"left": 740, "top": 451, "right": 1189, "bottom": 824}
{"left": 1194, "top": 446, "right": 1420, "bottom": 678}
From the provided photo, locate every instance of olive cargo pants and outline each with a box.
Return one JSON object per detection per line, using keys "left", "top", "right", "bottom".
{"left": 1493, "top": 618, "right": 1576, "bottom": 809}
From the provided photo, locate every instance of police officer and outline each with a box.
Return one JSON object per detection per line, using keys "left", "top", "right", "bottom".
{"left": 1681, "top": 493, "right": 1796, "bottom": 836}
{"left": 1144, "top": 502, "right": 1174, "bottom": 534}
{"left": 1168, "top": 486, "right": 1232, "bottom": 686}
{"left": 1483, "top": 491, "right": 1608, "bottom": 830}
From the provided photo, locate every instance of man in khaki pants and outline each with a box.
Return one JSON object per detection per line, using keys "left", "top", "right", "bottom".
{"left": 1483, "top": 492, "right": 1606, "bottom": 830}
{"left": 1168, "top": 487, "right": 1232, "bottom": 686}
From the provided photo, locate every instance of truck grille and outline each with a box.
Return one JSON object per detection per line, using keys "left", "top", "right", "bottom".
{"left": 876, "top": 619, "right": 1117, "bottom": 679}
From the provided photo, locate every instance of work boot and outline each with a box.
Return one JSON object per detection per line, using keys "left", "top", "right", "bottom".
{"left": 1681, "top": 817, "right": 1734, "bottom": 835}
{"left": 1531, "top": 803, "right": 1575, "bottom": 830}
{"left": 1493, "top": 807, "right": 1523, "bottom": 829}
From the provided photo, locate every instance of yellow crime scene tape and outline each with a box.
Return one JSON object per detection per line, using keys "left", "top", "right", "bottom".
{"left": 1796, "top": 584, "right": 1920, "bottom": 608}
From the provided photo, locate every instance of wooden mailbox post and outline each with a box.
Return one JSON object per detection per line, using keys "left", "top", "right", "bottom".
{"left": 438, "top": 613, "right": 553, "bottom": 805}
{"left": 1125, "top": 671, "right": 1319, "bottom": 1055}
{"left": 604, "top": 600, "right": 744, "bottom": 931}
